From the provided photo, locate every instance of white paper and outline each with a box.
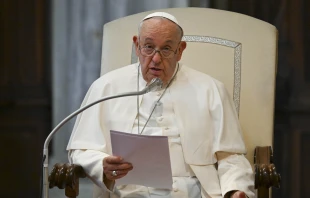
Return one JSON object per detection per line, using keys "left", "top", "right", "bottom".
{"left": 110, "top": 130, "right": 172, "bottom": 189}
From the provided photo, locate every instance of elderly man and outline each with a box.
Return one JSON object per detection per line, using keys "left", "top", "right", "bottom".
{"left": 67, "top": 12, "right": 255, "bottom": 198}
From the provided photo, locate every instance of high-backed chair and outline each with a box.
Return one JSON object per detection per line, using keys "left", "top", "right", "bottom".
{"left": 49, "top": 7, "right": 280, "bottom": 198}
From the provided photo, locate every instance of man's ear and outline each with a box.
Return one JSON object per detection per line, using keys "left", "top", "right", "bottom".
{"left": 176, "top": 41, "right": 187, "bottom": 61}
{"left": 133, "top": 35, "right": 139, "bottom": 55}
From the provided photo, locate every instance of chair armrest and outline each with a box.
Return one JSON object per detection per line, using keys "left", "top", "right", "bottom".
{"left": 49, "top": 147, "right": 281, "bottom": 198}
{"left": 254, "top": 146, "right": 281, "bottom": 198}
{"left": 49, "top": 163, "right": 86, "bottom": 198}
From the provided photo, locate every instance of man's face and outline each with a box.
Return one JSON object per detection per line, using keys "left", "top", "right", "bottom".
{"left": 133, "top": 18, "right": 186, "bottom": 84}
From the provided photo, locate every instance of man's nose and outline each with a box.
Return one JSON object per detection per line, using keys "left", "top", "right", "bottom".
{"left": 152, "top": 51, "right": 162, "bottom": 64}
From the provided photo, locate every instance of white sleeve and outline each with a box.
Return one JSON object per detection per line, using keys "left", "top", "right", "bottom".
{"left": 217, "top": 153, "right": 255, "bottom": 198}
{"left": 69, "top": 149, "right": 113, "bottom": 193}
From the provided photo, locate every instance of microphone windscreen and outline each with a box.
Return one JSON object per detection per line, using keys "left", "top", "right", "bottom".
{"left": 146, "top": 78, "right": 163, "bottom": 92}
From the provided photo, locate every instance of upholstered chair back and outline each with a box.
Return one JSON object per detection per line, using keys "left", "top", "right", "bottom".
{"left": 100, "top": 7, "right": 278, "bottom": 166}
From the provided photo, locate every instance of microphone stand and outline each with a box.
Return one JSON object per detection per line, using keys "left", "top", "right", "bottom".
{"left": 42, "top": 78, "right": 162, "bottom": 198}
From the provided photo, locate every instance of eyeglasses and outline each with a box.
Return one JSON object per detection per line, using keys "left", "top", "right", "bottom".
{"left": 138, "top": 42, "right": 180, "bottom": 59}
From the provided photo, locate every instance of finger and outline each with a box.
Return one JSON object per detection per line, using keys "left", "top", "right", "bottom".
{"left": 104, "top": 163, "right": 133, "bottom": 171}
{"left": 106, "top": 172, "right": 126, "bottom": 180}
{"left": 103, "top": 162, "right": 133, "bottom": 171}
{"left": 103, "top": 156, "right": 123, "bottom": 165}
{"left": 231, "top": 191, "right": 246, "bottom": 198}
{"left": 105, "top": 168, "right": 132, "bottom": 180}
{"left": 112, "top": 167, "right": 133, "bottom": 175}
{"left": 103, "top": 164, "right": 133, "bottom": 175}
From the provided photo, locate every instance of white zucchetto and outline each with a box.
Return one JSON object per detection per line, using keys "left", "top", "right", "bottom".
{"left": 142, "top": 12, "right": 183, "bottom": 31}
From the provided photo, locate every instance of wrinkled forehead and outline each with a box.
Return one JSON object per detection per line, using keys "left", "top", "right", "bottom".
{"left": 139, "top": 20, "right": 181, "bottom": 45}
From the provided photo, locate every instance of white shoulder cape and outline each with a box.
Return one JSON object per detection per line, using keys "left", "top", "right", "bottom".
{"left": 67, "top": 63, "right": 246, "bottom": 165}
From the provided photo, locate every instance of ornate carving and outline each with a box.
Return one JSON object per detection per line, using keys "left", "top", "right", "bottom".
{"left": 49, "top": 163, "right": 86, "bottom": 198}
{"left": 181, "top": 35, "right": 242, "bottom": 114}
{"left": 255, "top": 163, "right": 281, "bottom": 189}
{"left": 254, "top": 146, "right": 281, "bottom": 198}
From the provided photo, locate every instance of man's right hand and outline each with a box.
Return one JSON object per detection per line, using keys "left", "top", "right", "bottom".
{"left": 103, "top": 156, "right": 133, "bottom": 180}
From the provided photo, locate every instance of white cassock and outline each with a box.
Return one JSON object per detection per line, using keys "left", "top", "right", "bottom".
{"left": 67, "top": 63, "right": 255, "bottom": 198}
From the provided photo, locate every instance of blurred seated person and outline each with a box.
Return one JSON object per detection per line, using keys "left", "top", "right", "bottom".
{"left": 67, "top": 12, "right": 255, "bottom": 198}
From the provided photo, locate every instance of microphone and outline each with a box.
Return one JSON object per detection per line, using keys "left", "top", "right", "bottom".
{"left": 144, "top": 77, "right": 163, "bottom": 92}
{"left": 42, "top": 77, "right": 163, "bottom": 198}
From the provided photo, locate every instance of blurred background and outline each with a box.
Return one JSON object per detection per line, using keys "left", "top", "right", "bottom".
{"left": 1, "top": 0, "right": 309, "bottom": 197}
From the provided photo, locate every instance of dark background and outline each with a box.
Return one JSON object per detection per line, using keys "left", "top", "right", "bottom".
{"left": 1, "top": 0, "right": 309, "bottom": 197}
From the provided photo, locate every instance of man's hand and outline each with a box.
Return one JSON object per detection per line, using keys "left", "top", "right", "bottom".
{"left": 230, "top": 191, "right": 247, "bottom": 198}
{"left": 103, "top": 156, "right": 133, "bottom": 180}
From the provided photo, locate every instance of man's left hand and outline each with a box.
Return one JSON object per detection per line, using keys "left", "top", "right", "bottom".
{"left": 230, "top": 191, "right": 247, "bottom": 198}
